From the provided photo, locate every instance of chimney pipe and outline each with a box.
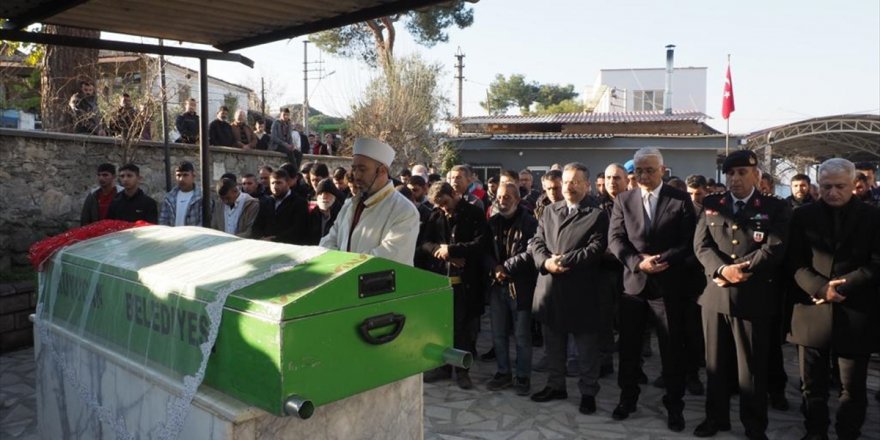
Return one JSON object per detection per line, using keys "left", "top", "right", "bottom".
{"left": 664, "top": 44, "right": 675, "bottom": 115}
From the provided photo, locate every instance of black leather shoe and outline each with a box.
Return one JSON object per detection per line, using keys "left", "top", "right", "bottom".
{"left": 686, "top": 374, "right": 705, "bottom": 396}
{"left": 423, "top": 366, "right": 451, "bottom": 383}
{"left": 579, "top": 395, "right": 596, "bottom": 415}
{"left": 611, "top": 402, "right": 637, "bottom": 420}
{"left": 599, "top": 363, "right": 614, "bottom": 378}
{"left": 667, "top": 410, "right": 685, "bottom": 432}
{"left": 693, "top": 419, "right": 731, "bottom": 437}
{"left": 455, "top": 370, "right": 473, "bottom": 390}
{"left": 770, "top": 392, "right": 789, "bottom": 411}
{"left": 479, "top": 347, "right": 496, "bottom": 362}
{"left": 530, "top": 387, "right": 567, "bottom": 402}
{"left": 653, "top": 374, "right": 666, "bottom": 388}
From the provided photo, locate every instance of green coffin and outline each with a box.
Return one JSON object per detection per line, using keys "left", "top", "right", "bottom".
{"left": 40, "top": 226, "right": 454, "bottom": 417}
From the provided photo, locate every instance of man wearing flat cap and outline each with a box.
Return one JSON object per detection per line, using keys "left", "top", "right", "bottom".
{"left": 320, "top": 138, "right": 420, "bottom": 265}
{"left": 692, "top": 150, "right": 791, "bottom": 440}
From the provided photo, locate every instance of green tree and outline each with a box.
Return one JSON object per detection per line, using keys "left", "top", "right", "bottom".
{"left": 537, "top": 84, "right": 578, "bottom": 107}
{"left": 311, "top": 1, "right": 475, "bottom": 71}
{"left": 223, "top": 93, "right": 238, "bottom": 115}
{"left": 533, "top": 99, "right": 585, "bottom": 115}
{"left": 481, "top": 74, "right": 580, "bottom": 115}
{"left": 480, "top": 74, "right": 537, "bottom": 115}
{"left": 40, "top": 25, "right": 100, "bottom": 132}
{"left": 347, "top": 55, "right": 448, "bottom": 168}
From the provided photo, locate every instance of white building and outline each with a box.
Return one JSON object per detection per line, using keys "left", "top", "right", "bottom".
{"left": 98, "top": 52, "right": 254, "bottom": 134}
{"left": 585, "top": 67, "right": 707, "bottom": 114}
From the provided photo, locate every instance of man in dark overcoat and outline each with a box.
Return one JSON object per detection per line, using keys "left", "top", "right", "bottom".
{"left": 786, "top": 158, "right": 880, "bottom": 440}
{"left": 529, "top": 162, "right": 608, "bottom": 415}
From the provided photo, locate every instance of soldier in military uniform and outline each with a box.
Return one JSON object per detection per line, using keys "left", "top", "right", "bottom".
{"left": 692, "top": 150, "right": 792, "bottom": 440}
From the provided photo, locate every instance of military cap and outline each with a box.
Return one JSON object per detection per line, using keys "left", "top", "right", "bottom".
{"left": 722, "top": 150, "right": 759, "bottom": 173}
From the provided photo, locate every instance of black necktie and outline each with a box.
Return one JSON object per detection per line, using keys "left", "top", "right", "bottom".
{"left": 735, "top": 200, "right": 745, "bottom": 214}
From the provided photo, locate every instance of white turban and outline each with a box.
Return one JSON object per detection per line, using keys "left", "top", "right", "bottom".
{"left": 352, "top": 138, "right": 395, "bottom": 168}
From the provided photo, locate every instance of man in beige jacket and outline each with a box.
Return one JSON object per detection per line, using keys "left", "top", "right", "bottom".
{"left": 211, "top": 178, "right": 260, "bottom": 237}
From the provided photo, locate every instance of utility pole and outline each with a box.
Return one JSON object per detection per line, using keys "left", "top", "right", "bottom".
{"left": 302, "top": 40, "right": 330, "bottom": 136}
{"left": 303, "top": 40, "right": 309, "bottom": 134}
{"left": 454, "top": 47, "right": 465, "bottom": 121}
{"left": 260, "top": 77, "right": 266, "bottom": 119}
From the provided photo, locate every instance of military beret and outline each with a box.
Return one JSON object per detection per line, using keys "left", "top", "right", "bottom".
{"left": 722, "top": 150, "right": 759, "bottom": 173}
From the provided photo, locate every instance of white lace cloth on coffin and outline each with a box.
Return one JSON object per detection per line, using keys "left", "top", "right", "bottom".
{"left": 35, "top": 226, "right": 327, "bottom": 440}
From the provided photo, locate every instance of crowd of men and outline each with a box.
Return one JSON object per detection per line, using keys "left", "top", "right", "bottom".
{"left": 79, "top": 143, "right": 879, "bottom": 440}
{"left": 410, "top": 152, "right": 879, "bottom": 440}
{"left": 69, "top": 82, "right": 338, "bottom": 157}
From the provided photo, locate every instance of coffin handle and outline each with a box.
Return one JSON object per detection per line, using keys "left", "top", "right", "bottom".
{"left": 358, "top": 312, "right": 406, "bottom": 345}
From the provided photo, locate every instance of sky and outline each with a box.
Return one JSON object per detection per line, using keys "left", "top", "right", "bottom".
{"left": 107, "top": 0, "right": 879, "bottom": 135}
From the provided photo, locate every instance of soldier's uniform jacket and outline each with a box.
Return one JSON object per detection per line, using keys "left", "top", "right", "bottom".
{"left": 694, "top": 189, "right": 792, "bottom": 318}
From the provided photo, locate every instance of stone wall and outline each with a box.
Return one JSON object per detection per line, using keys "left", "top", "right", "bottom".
{"left": 0, "top": 281, "right": 36, "bottom": 353}
{"left": 0, "top": 128, "right": 350, "bottom": 271}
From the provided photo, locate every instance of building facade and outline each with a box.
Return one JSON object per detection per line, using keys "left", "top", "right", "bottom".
{"left": 585, "top": 67, "right": 707, "bottom": 114}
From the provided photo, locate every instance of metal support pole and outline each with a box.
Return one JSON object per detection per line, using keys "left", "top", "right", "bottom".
{"left": 303, "top": 40, "right": 309, "bottom": 135}
{"left": 199, "top": 58, "right": 211, "bottom": 227}
{"left": 159, "top": 39, "right": 171, "bottom": 192}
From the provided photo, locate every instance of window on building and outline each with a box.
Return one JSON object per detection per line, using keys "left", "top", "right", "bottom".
{"left": 632, "top": 90, "right": 664, "bottom": 112}
{"left": 470, "top": 165, "right": 501, "bottom": 184}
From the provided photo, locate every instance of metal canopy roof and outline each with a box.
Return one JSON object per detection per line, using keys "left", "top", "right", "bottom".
{"left": 1, "top": 0, "right": 452, "bottom": 52}
{"left": 744, "top": 114, "right": 880, "bottom": 164}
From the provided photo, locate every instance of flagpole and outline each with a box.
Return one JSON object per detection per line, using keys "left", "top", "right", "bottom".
{"left": 726, "top": 118, "right": 730, "bottom": 155}
{"left": 725, "top": 54, "right": 730, "bottom": 155}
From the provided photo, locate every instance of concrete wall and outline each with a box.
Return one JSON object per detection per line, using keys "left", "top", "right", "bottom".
{"left": 0, "top": 128, "right": 349, "bottom": 271}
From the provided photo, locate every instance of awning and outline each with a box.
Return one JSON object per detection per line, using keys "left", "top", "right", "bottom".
{"left": 1, "top": 0, "right": 454, "bottom": 52}
{"left": 744, "top": 114, "right": 880, "bottom": 163}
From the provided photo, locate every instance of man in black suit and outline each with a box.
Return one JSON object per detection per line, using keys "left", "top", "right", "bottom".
{"left": 252, "top": 169, "right": 309, "bottom": 244}
{"left": 608, "top": 148, "right": 696, "bottom": 432}
{"left": 420, "top": 181, "right": 490, "bottom": 390}
{"left": 528, "top": 162, "right": 608, "bottom": 415}
{"left": 786, "top": 158, "right": 880, "bottom": 440}
{"left": 693, "top": 150, "right": 791, "bottom": 440}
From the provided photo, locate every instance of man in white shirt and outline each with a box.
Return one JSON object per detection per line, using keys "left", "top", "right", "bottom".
{"left": 159, "top": 161, "right": 204, "bottom": 226}
{"left": 211, "top": 178, "right": 260, "bottom": 237}
{"left": 320, "top": 138, "right": 419, "bottom": 265}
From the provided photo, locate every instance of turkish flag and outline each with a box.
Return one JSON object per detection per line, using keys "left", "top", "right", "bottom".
{"left": 721, "top": 64, "right": 735, "bottom": 119}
